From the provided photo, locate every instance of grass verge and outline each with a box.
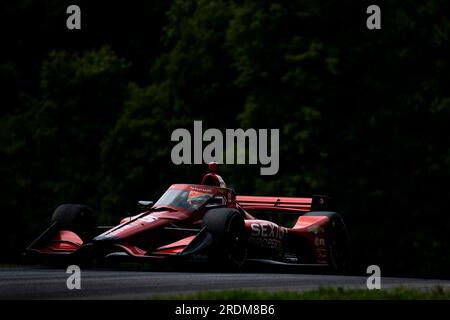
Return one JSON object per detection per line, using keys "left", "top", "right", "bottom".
{"left": 154, "top": 286, "right": 450, "bottom": 300}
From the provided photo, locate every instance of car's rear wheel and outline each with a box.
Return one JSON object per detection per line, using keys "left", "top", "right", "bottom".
{"left": 51, "top": 204, "right": 95, "bottom": 240}
{"left": 202, "top": 208, "right": 247, "bottom": 270}
{"left": 304, "top": 211, "right": 350, "bottom": 273}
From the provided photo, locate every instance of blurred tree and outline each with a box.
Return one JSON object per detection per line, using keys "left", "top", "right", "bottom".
{"left": 0, "top": 0, "right": 449, "bottom": 277}
{"left": 0, "top": 47, "right": 129, "bottom": 258}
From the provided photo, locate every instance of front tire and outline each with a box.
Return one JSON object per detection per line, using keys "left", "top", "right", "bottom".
{"left": 202, "top": 208, "right": 247, "bottom": 270}
{"left": 51, "top": 204, "right": 95, "bottom": 240}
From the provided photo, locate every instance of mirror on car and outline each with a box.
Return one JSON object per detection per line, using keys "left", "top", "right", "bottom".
{"left": 137, "top": 200, "right": 154, "bottom": 210}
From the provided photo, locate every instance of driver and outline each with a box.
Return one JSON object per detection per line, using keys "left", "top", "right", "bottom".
{"left": 187, "top": 190, "right": 210, "bottom": 209}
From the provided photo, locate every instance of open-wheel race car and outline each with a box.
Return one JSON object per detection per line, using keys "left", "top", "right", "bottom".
{"left": 27, "top": 163, "right": 350, "bottom": 271}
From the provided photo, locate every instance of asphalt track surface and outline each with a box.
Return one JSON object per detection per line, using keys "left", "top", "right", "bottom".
{"left": 2, "top": 266, "right": 450, "bottom": 300}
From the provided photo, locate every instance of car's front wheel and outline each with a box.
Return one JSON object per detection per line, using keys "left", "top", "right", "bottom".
{"left": 51, "top": 204, "right": 95, "bottom": 240}
{"left": 202, "top": 208, "right": 247, "bottom": 270}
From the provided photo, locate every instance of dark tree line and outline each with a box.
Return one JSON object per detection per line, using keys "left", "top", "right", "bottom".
{"left": 1, "top": 0, "right": 449, "bottom": 277}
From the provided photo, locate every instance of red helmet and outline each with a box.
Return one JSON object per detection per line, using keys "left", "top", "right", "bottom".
{"left": 201, "top": 162, "right": 226, "bottom": 187}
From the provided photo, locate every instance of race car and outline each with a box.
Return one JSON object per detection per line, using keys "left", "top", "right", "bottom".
{"left": 27, "top": 162, "right": 350, "bottom": 271}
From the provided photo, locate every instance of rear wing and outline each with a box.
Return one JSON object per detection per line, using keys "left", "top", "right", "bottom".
{"left": 235, "top": 195, "right": 330, "bottom": 213}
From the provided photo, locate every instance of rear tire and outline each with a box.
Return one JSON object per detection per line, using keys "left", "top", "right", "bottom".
{"left": 304, "top": 211, "right": 350, "bottom": 273}
{"left": 202, "top": 208, "right": 247, "bottom": 270}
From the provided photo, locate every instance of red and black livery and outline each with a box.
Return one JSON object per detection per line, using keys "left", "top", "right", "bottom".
{"left": 27, "top": 163, "right": 350, "bottom": 271}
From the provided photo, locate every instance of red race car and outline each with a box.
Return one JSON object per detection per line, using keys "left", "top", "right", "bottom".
{"left": 27, "top": 163, "right": 350, "bottom": 271}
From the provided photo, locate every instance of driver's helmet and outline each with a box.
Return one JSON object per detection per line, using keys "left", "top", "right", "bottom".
{"left": 187, "top": 190, "right": 209, "bottom": 209}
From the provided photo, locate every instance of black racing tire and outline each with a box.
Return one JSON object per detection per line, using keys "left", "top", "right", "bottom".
{"left": 304, "top": 211, "right": 350, "bottom": 273}
{"left": 202, "top": 208, "right": 247, "bottom": 270}
{"left": 51, "top": 204, "right": 95, "bottom": 240}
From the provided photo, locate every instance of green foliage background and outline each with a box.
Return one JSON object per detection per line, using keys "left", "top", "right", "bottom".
{"left": 0, "top": 0, "right": 449, "bottom": 277}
